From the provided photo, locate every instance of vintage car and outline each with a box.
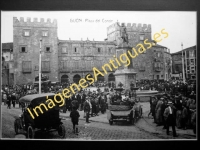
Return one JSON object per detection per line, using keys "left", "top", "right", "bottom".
{"left": 14, "top": 93, "right": 66, "bottom": 139}
{"left": 107, "top": 96, "right": 143, "bottom": 125}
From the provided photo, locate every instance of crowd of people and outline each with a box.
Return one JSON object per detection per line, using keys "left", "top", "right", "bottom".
{"left": 1, "top": 78, "right": 196, "bottom": 136}
{"left": 148, "top": 89, "right": 196, "bottom": 136}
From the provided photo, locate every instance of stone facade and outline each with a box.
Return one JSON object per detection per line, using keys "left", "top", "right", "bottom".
{"left": 58, "top": 40, "right": 116, "bottom": 83}
{"left": 171, "top": 46, "right": 196, "bottom": 81}
{"left": 107, "top": 22, "right": 171, "bottom": 81}
{"left": 2, "top": 43, "right": 14, "bottom": 85}
{"left": 12, "top": 18, "right": 171, "bottom": 84}
{"left": 13, "top": 17, "right": 58, "bottom": 84}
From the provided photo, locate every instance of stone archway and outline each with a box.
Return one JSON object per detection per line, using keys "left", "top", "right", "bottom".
{"left": 61, "top": 75, "right": 69, "bottom": 83}
{"left": 97, "top": 74, "right": 104, "bottom": 82}
{"left": 73, "top": 74, "right": 81, "bottom": 84}
{"left": 108, "top": 73, "right": 115, "bottom": 82}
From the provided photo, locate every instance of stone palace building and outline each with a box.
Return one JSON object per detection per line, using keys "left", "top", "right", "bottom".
{"left": 11, "top": 17, "right": 172, "bottom": 85}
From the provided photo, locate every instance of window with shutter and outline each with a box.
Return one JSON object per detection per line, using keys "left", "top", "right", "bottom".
{"left": 42, "top": 31, "right": 48, "bottom": 37}
{"left": 42, "top": 61, "right": 50, "bottom": 72}
{"left": 86, "top": 61, "right": 91, "bottom": 69}
{"left": 74, "top": 47, "right": 79, "bottom": 53}
{"left": 62, "top": 47, "right": 68, "bottom": 53}
{"left": 98, "top": 48, "right": 101, "bottom": 53}
{"left": 67, "top": 61, "right": 71, "bottom": 70}
{"left": 23, "top": 30, "right": 30, "bottom": 37}
{"left": 22, "top": 61, "right": 31, "bottom": 73}
{"left": 46, "top": 47, "right": 51, "bottom": 52}
{"left": 74, "top": 61, "right": 79, "bottom": 70}
{"left": 20, "top": 46, "right": 27, "bottom": 53}
{"left": 60, "top": 61, "right": 64, "bottom": 70}
{"left": 139, "top": 34, "right": 144, "bottom": 41}
{"left": 82, "top": 61, "right": 85, "bottom": 69}
{"left": 88, "top": 47, "right": 92, "bottom": 55}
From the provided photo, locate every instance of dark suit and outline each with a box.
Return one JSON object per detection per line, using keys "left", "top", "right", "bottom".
{"left": 76, "top": 94, "right": 81, "bottom": 110}
{"left": 164, "top": 105, "right": 177, "bottom": 137}
{"left": 81, "top": 94, "right": 86, "bottom": 110}
{"left": 83, "top": 100, "right": 90, "bottom": 123}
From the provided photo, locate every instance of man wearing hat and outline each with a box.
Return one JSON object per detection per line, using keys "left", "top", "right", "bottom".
{"left": 155, "top": 97, "right": 164, "bottom": 126}
{"left": 164, "top": 101, "right": 177, "bottom": 137}
{"left": 83, "top": 96, "right": 92, "bottom": 123}
{"left": 99, "top": 92, "right": 106, "bottom": 114}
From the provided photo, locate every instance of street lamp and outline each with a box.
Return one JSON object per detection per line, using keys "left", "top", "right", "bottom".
{"left": 181, "top": 43, "right": 185, "bottom": 83}
{"left": 39, "top": 38, "right": 42, "bottom": 94}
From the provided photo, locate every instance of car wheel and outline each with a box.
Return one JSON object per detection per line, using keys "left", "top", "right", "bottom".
{"left": 58, "top": 124, "right": 66, "bottom": 138}
{"left": 27, "top": 126, "right": 35, "bottom": 139}
{"left": 109, "top": 119, "right": 113, "bottom": 125}
{"left": 14, "top": 119, "right": 20, "bottom": 134}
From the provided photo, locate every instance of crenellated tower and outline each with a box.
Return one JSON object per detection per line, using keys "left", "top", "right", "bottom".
{"left": 107, "top": 22, "right": 151, "bottom": 47}
{"left": 13, "top": 17, "right": 58, "bottom": 84}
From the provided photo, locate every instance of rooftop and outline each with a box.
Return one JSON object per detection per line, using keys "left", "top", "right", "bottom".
{"left": 171, "top": 45, "right": 196, "bottom": 55}
{"left": 2, "top": 43, "right": 13, "bottom": 50}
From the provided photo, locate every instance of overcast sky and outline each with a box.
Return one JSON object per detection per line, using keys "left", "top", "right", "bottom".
{"left": 1, "top": 11, "right": 196, "bottom": 53}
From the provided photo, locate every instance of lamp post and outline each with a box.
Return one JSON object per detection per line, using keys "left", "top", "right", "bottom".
{"left": 39, "top": 38, "right": 42, "bottom": 94}
{"left": 181, "top": 43, "right": 185, "bottom": 83}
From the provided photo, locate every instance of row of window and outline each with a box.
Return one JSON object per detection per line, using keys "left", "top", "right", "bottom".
{"left": 22, "top": 61, "right": 50, "bottom": 73}
{"left": 61, "top": 46, "right": 115, "bottom": 54}
{"left": 60, "top": 60, "right": 106, "bottom": 70}
{"left": 19, "top": 45, "right": 115, "bottom": 54}
{"left": 22, "top": 61, "right": 164, "bottom": 73}
{"left": 154, "top": 51, "right": 164, "bottom": 58}
{"left": 23, "top": 30, "right": 48, "bottom": 37}
{"left": 19, "top": 45, "right": 52, "bottom": 53}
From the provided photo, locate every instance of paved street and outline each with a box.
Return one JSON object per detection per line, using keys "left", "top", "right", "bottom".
{"left": 2, "top": 103, "right": 196, "bottom": 140}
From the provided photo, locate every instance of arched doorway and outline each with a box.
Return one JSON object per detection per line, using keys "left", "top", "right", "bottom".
{"left": 97, "top": 74, "right": 104, "bottom": 82}
{"left": 73, "top": 74, "right": 81, "bottom": 84}
{"left": 108, "top": 73, "right": 115, "bottom": 82}
{"left": 61, "top": 75, "right": 69, "bottom": 83}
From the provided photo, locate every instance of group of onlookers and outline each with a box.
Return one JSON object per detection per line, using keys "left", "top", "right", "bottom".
{"left": 149, "top": 91, "right": 196, "bottom": 136}
{"left": 137, "top": 79, "right": 196, "bottom": 97}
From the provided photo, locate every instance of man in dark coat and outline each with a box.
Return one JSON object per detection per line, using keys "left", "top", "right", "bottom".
{"left": 90, "top": 95, "right": 96, "bottom": 117}
{"left": 11, "top": 92, "right": 16, "bottom": 108}
{"left": 7, "top": 93, "right": 12, "bottom": 109}
{"left": 76, "top": 92, "right": 82, "bottom": 111}
{"left": 65, "top": 97, "right": 71, "bottom": 112}
{"left": 80, "top": 91, "right": 86, "bottom": 111}
{"left": 99, "top": 92, "right": 106, "bottom": 114}
{"left": 164, "top": 101, "right": 177, "bottom": 137}
{"left": 70, "top": 107, "right": 80, "bottom": 134}
{"left": 161, "top": 98, "right": 168, "bottom": 129}
{"left": 83, "top": 97, "right": 91, "bottom": 123}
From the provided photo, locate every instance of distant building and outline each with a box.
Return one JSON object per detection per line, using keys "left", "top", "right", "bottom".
{"left": 1, "top": 43, "right": 14, "bottom": 85}
{"left": 171, "top": 45, "right": 196, "bottom": 82}
{"left": 11, "top": 17, "right": 172, "bottom": 85}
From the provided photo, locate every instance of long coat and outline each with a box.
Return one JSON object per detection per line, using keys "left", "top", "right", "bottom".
{"left": 83, "top": 100, "right": 90, "bottom": 112}
{"left": 151, "top": 99, "right": 157, "bottom": 117}
{"left": 164, "top": 106, "right": 176, "bottom": 126}
{"left": 155, "top": 100, "right": 163, "bottom": 124}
